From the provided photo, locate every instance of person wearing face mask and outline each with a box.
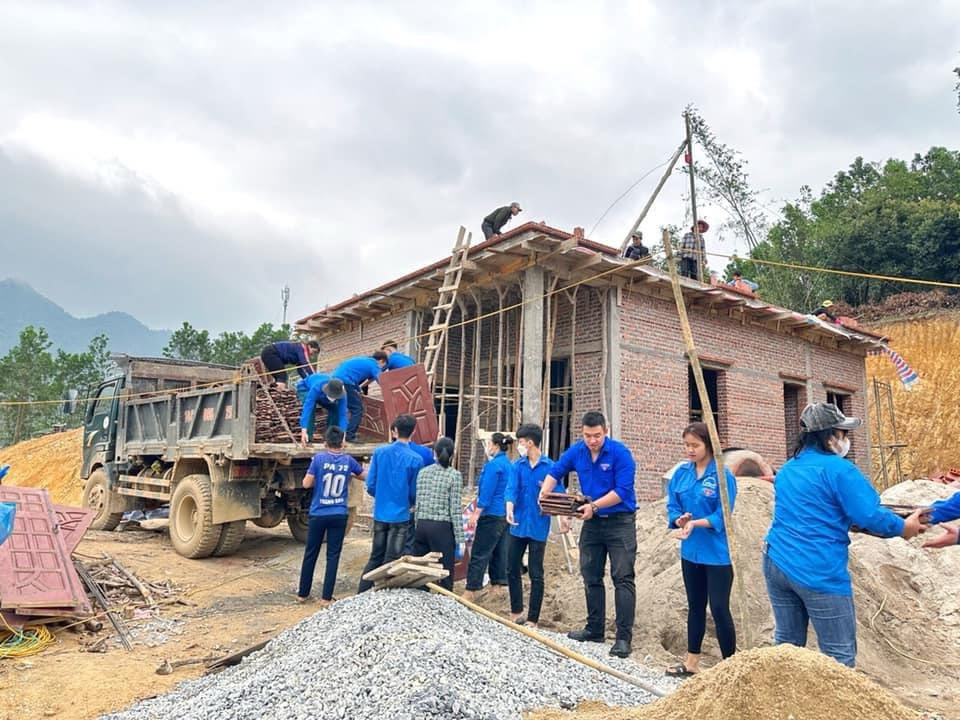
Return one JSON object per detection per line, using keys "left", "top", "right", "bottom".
{"left": 297, "top": 375, "right": 348, "bottom": 445}
{"left": 763, "top": 402, "right": 928, "bottom": 668}
{"left": 463, "top": 432, "right": 515, "bottom": 601}
{"left": 505, "top": 423, "right": 568, "bottom": 628}
{"left": 665, "top": 422, "right": 738, "bottom": 677}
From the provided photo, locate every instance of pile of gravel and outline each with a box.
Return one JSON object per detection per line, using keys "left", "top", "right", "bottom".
{"left": 101, "top": 590, "right": 678, "bottom": 720}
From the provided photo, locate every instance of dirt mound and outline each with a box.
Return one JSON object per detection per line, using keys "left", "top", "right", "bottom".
{"left": 0, "top": 427, "right": 84, "bottom": 504}
{"left": 528, "top": 645, "right": 918, "bottom": 720}
{"left": 851, "top": 290, "right": 960, "bottom": 323}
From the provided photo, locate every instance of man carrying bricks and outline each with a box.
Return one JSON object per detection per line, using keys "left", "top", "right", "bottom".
{"left": 539, "top": 410, "right": 638, "bottom": 658}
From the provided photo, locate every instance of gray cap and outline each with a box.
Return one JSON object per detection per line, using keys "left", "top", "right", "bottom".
{"left": 799, "top": 402, "right": 861, "bottom": 433}
{"left": 322, "top": 378, "right": 346, "bottom": 400}
{"left": 510, "top": 201, "right": 522, "bottom": 211}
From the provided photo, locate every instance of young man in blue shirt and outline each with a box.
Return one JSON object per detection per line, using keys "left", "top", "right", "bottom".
{"left": 357, "top": 414, "right": 423, "bottom": 593}
{"left": 540, "top": 410, "right": 638, "bottom": 658}
{"left": 296, "top": 425, "right": 365, "bottom": 605}
{"left": 923, "top": 490, "right": 960, "bottom": 549}
{"left": 297, "top": 375, "right": 348, "bottom": 444}
{"left": 332, "top": 352, "right": 388, "bottom": 441}
{"left": 260, "top": 340, "right": 319, "bottom": 388}
{"left": 381, "top": 340, "right": 417, "bottom": 370}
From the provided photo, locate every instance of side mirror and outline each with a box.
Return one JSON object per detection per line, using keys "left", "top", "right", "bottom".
{"left": 62, "top": 389, "right": 79, "bottom": 415}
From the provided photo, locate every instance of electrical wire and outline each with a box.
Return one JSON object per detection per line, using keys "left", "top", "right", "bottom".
{"left": 587, "top": 155, "right": 674, "bottom": 237}
{"left": 0, "top": 614, "right": 55, "bottom": 658}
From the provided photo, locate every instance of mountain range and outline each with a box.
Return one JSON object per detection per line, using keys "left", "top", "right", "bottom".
{"left": 0, "top": 278, "right": 170, "bottom": 356}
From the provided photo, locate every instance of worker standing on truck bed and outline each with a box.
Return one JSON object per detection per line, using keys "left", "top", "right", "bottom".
{"left": 357, "top": 415, "right": 423, "bottom": 593}
{"left": 297, "top": 375, "right": 348, "bottom": 445}
{"left": 297, "top": 425, "right": 366, "bottom": 606}
{"left": 332, "top": 352, "right": 388, "bottom": 442}
{"left": 381, "top": 340, "right": 416, "bottom": 370}
{"left": 481, "top": 202, "right": 522, "bottom": 240}
{"left": 261, "top": 340, "right": 319, "bottom": 388}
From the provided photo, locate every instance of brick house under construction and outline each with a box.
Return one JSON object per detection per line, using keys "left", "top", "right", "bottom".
{"left": 295, "top": 222, "right": 886, "bottom": 499}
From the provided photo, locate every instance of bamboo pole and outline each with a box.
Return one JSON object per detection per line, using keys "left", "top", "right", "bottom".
{"left": 660, "top": 227, "right": 749, "bottom": 647}
{"left": 496, "top": 286, "right": 506, "bottom": 430}
{"left": 514, "top": 289, "right": 524, "bottom": 428}
{"left": 426, "top": 583, "right": 666, "bottom": 698}
{"left": 619, "top": 138, "right": 689, "bottom": 255}
{"left": 468, "top": 292, "right": 483, "bottom": 488}
{"left": 541, "top": 277, "right": 560, "bottom": 447}
{"left": 684, "top": 113, "right": 704, "bottom": 281}
{"left": 567, "top": 287, "right": 579, "bottom": 429}
{"left": 596, "top": 288, "right": 609, "bottom": 421}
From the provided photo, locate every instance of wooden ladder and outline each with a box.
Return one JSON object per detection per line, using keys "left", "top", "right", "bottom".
{"left": 423, "top": 226, "right": 472, "bottom": 390}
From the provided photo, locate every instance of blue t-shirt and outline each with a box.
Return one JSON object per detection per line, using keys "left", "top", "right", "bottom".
{"left": 765, "top": 447, "right": 905, "bottom": 596}
{"left": 476, "top": 451, "right": 512, "bottom": 517}
{"left": 666, "top": 459, "right": 737, "bottom": 565}
{"left": 507, "top": 455, "right": 561, "bottom": 542}
{"left": 273, "top": 341, "right": 314, "bottom": 380}
{"left": 386, "top": 352, "right": 416, "bottom": 370}
{"left": 550, "top": 438, "right": 637, "bottom": 515}
{"left": 333, "top": 357, "right": 382, "bottom": 387}
{"left": 366, "top": 442, "right": 423, "bottom": 523}
{"left": 929, "top": 490, "right": 960, "bottom": 524}
{"left": 307, "top": 451, "right": 363, "bottom": 517}
{"left": 407, "top": 441, "right": 436, "bottom": 469}
{"left": 298, "top": 373, "right": 348, "bottom": 431}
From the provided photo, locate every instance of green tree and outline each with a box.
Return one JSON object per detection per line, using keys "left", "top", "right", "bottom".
{"left": 164, "top": 321, "right": 291, "bottom": 367}
{"left": 163, "top": 322, "right": 212, "bottom": 362}
{"left": 0, "top": 326, "right": 58, "bottom": 444}
{"left": 54, "top": 334, "right": 116, "bottom": 427}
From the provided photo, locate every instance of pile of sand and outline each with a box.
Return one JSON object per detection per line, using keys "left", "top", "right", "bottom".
{"left": 528, "top": 645, "right": 918, "bottom": 720}
{"left": 0, "top": 427, "right": 84, "bottom": 504}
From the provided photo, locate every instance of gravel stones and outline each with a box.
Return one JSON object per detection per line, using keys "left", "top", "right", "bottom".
{"left": 101, "top": 590, "right": 677, "bottom": 720}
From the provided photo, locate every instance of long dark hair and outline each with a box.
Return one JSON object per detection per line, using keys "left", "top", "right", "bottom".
{"left": 792, "top": 428, "right": 838, "bottom": 458}
{"left": 434, "top": 437, "right": 455, "bottom": 468}
{"left": 490, "top": 432, "right": 514, "bottom": 452}
{"left": 682, "top": 422, "right": 713, "bottom": 456}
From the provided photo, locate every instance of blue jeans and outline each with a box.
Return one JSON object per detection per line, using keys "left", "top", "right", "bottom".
{"left": 297, "top": 514, "right": 347, "bottom": 600}
{"left": 763, "top": 551, "right": 857, "bottom": 667}
{"left": 344, "top": 383, "right": 364, "bottom": 441}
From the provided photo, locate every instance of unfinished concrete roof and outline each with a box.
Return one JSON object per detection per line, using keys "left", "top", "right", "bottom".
{"left": 295, "top": 222, "right": 887, "bottom": 351}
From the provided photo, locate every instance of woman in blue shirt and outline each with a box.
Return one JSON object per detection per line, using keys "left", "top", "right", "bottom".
{"left": 665, "top": 422, "right": 737, "bottom": 677}
{"left": 463, "top": 432, "right": 514, "bottom": 602}
{"left": 764, "top": 403, "right": 926, "bottom": 667}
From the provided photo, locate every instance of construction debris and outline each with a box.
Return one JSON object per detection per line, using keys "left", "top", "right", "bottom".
{"left": 361, "top": 553, "right": 450, "bottom": 588}
{"left": 101, "top": 590, "right": 674, "bottom": 720}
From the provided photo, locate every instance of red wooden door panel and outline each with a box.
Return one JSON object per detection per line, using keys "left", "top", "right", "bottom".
{"left": 379, "top": 365, "right": 439, "bottom": 445}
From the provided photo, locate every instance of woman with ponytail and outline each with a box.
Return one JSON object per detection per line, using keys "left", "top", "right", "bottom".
{"left": 413, "top": 437, "right": 464, "bottom": 591}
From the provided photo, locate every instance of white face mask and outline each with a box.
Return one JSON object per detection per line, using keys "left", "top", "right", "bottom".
{"left": 834, "top": 436, "right": 851, "bottom": 458}
{"left": 517, "top": 444, "right": 529, "bottom": 458}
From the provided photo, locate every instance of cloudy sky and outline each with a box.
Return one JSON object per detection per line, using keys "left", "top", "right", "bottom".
{"left": 1, "top": 1, "right": 956, "bottom": 333}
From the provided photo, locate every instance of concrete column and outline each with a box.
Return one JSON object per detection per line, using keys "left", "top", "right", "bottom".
{"left": 606, "top": 289, "right": 622, "bottom": 438}
{"left": 522, "top": 268, "right": 545, "bottom": 424}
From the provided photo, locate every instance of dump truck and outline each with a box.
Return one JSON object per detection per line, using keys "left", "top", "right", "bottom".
{"left": 77, "top": 355, "right": 385, "bottom": 559}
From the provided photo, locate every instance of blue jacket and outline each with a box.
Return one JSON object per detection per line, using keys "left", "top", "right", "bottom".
{"left": 476, "top": 451, "right": 512, "bottom": 517}
{"left": 297, "top": 373, "right": 348, "bottom": 432}
{"left": 408, "top": 441, "right": 436, "bottom": 469}
{"left": 272, "top": 341, "right": 314, "bottom": 380}
{"left": 306, "top": 451, "right": 363, "bottom": 517}
{"left": 333, "top": 357, "right": 382, "bottom": 387}
{"left": 929, "top": 490, "right": 960, "bottom": 525}
{"left": 666, "top": 459, "right": 737, "bottom": 565}
{"left": 550, "top": 438, "right": 637, "bottom": 515}
{"left": 507, "top": 455, "right": 561, "bottom": 542}
{"left": 765, "top": 447, "right": 905, "bottom": 596}
{"left": 366, "top": 441, "right": 423, "bottom": 523}
{"left": 386, "top": 352, "right": 416, "bottom": 370}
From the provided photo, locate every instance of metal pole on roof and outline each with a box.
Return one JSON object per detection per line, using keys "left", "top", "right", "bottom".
{"left": 684, "top": 111, "right": 704, "bottom": 281}
{"left": 618, "top": 139, "right": 689, "bottom": 256}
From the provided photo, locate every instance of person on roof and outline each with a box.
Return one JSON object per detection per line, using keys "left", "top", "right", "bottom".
{"left": 332, "top": 352, "right": 388, "bottom": 442}
{"left": 623, "top": 231, "right": 650, "bottom": 261}
{"left": 679, "top": 220, "right": 708, "bottom": 280}
{"left": 260, "top": 340, "right": 319, "bottom": 388}
{"left": 482, "top": 202, "right": 522, "bottom": 240}
{"left": 297, "top": 374, "right": 348, "bottom": 445}
{"left": 812, "top": 300, "right": 838, "bottom": 323}
{"left": 730, "top": 270, "right": 758, "bottom": 294}
{"left": 381, "top": 340, "right": 416, "bottom": 370}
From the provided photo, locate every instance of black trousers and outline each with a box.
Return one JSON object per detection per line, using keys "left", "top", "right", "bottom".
{"left": 507, "top": 535, "right": 546, "bottom": 623}
{"left": 679, "top": 257, "right": 698, "bottom": 280}
{"left": 481, "top": 221, "right": 496, "bottom": 240}
{"left": 357, "top": 520, "right": 407, "bottom": 593}
{"left": 344, "top": 383, "right": 364, "bottom": 441}
{"left": 297, "top": 514, "right": 347, "bottom": 600}
{"left": 681, "top": 558, "right": 736, "bottom": 658}
{"left": 260, "top": 345, "right": 287, "bottom": 384}
{"left": 579, "top": 512, "right": 637, "bottom": 643}
{"left": 413, "top": 519, "right": 456, "bottom": 591}
{"left": 466, "top": 514, "right": 508, "bottom": 591}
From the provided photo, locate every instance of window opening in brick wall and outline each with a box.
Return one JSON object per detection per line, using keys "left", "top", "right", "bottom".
{"left": 688, "top": 365, "right": 721, "bottom": 428}
{"left": 783, "top": 383, "right": 804, "bottom": 453}
{"left": 826, "top": 390, "right": 855, "bottom": 458}
{"left": 547, "top": 358, "right": 573, "bottom": 456}
{"left": 434, "top": 386, "right": 460, "bottom": 440}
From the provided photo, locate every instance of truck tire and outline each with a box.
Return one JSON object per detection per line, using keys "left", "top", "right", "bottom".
{"left": 287, "top": 512, "right": 309, "bottom": 543}
{"left": 251, "top": 504, "right": 285, "bottom": 528}
{"left": 83, "top": 469, "right": 124, "bottom": 531}
{"left": 169, "top": 474, "right": 221, "bottom": 559}
{"left": 212, "top": 520, "right": 246, "bottom": 557}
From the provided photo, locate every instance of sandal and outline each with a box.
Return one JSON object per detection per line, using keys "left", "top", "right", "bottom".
{"left": 295, "top": 595, "right": 310, "bottom": 604}
{"left": 665, "top": 663, "right": 697, "bottom": 678}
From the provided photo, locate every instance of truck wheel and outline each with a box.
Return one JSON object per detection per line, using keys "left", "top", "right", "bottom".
{"left": 212, "top": 521, "right": 246, "bottom": 557}
{"left": 252, "top": 504, "right": 285, "bottom": 528}
{"left": 83, "top": 469, "right": 124, "bottom": 531}
{"left": 169, "top": 474, "right": 221, "bottom": 559}
{"left": 286, "top": 512, "right": 309, "bottom": 543}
